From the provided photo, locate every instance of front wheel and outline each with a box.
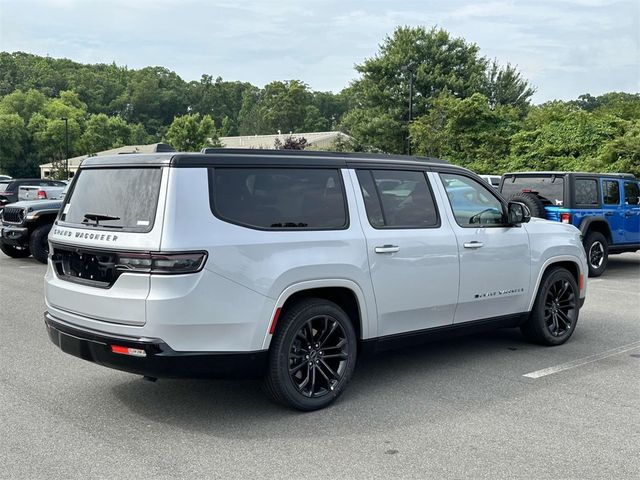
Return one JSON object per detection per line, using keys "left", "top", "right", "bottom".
{"left": 521, "top": 267, "right": 579, "bottom": 346}
{"left": 29, "top": 224, "right": 52, "bottom": 264}
{"left": 584, "top": 231, "right": 608, "bottom": 277}
{"left": 264, "top": 298, "right": 357, "bottom": 411}
{"left": 0, "top": 241, "right": 30, "bottom": 258}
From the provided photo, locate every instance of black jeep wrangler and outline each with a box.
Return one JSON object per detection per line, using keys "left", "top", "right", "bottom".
{"left": 0, "top": 197, "right": 64, "bottom": 263}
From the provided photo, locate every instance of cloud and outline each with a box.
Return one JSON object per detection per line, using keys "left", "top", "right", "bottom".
{"left": 0, "top": 0, "right": 637, "bottom": 101}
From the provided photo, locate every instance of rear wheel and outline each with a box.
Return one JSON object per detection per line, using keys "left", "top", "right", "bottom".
{"left": 0, "top": 241, "right": 30, "bottom": 258}
{"left": 29, "top": 224, "right": 52, "bottom": 264}
{"left": 521, "top": 267, "right": 579, "bottom": 346}
{"left": 583, "top": 231, "right": 608, "bottom": 277}
{"left": 264, "top": 298, "right": 357, "bottom": 411}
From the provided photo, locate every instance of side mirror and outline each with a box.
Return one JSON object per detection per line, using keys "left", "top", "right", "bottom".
{"left": 508, "top": 201, "right": 531, "bottom": 225}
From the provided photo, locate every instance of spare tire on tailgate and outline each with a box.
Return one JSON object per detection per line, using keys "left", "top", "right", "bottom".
{"left": 508, "top": 192, "right": 546, "bottom": 218}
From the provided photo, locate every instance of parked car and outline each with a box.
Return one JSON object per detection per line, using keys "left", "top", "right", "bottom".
{"left": 500, "top": 172, "right": 640, "bottom": 277}
{"left": 0, "top": 178, "right": 66, "bottom": 211}
{"left": 0, "top": 185, "right": 67, "bottom": 263}
{"left": 0, "top": 175, "right": 11, "bottom": 181}
{"left": 45, "top": 150, "right": 587, "bottom": 411}
{"left": 18, "top": 183, "right": 67, "bottom": 201}
{"left": 479, "top": 174, "right": 501, "bottom": 189}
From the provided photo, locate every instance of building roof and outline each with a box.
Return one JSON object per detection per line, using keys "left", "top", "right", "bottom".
{"left": 39, "top": 143, "right": 174, "bottom": 170}
{"left": 218, "top": 131, "right": 352, "bottom": 149}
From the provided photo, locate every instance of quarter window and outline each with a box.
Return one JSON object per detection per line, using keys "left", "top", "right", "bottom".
{"left": 602, "top": 180, "right": 620, "bottom": 205}
{"left": 209, "top": 168, "right": 347, "bottom": 230}
{"left": 440, "top": 173, "right": 505, "bottom": 226}
{"left": 574, "top": 179, "right": 599, "bottom": 205}
{"left": 356, "top": 170, "right": 439, "bottom": 228}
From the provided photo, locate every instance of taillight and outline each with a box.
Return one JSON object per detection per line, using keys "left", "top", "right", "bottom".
{"left": 116, "top": 251, "right": 207, "bottom": 274}
{"left": 111, "top": 345, "right": 146, "bottom": 357}
{"left": 37, "top": 190, "right": 47, "bottom": 199}
{"left": 560, "top": 213, "right": 572, "bottom": 224}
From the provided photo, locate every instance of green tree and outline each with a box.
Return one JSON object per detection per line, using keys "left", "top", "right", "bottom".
{"left": 0, "top": 113, "right": 30, "bottom": 176}
{"left": 410, "top": 93, "right": 520, "bottom": 172}
{"left": 483, "top": 61, "right": 535, "bottom": 112}
{"left": 342, "top": 26, "right": 491, "bottom": 152}
{"left": 166, "top": 113, "right": 220, "bottom": 151}
{"left": 79, "top": 113, "right": 147, "bottom": 153}
{"left": 0, "top": 89, "right": 47, "bottom": 121}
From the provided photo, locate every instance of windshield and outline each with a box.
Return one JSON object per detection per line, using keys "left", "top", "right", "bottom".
{"left": 501, "top": 175, "right": 565, "bottom": 206}
{"left": 0, "top": 182, "right": 9, "bottom": 193}
{"left": 59, "top": 168, "right": 162, "bottom": 232}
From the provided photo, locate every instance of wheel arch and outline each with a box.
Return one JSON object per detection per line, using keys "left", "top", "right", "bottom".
{"left": 579, "top": 217, "right": 612, "bottom": 243}
{"left": 528, "top": 256, "right": 584, "bottom": 311}
{"left": 261, "top": 279, "right": 369, "bottom": 350}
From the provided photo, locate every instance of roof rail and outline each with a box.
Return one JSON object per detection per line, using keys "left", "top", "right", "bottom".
{"left": 199, "top": 147, "right": 448, "bottom": 164}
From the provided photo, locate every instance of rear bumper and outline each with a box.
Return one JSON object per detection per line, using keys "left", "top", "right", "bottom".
{"left": 0, "top": 225, "right": 28, "bottom": 246}
{"left": 44, "top": 312, "right": 268, "bottom": 379}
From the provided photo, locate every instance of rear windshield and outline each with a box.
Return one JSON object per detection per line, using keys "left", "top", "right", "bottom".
{"left": 59, "top": 168, "right": 162, "bottom": 232}
{"left": 501, "top": 175, "right": 564, "bottom": 206}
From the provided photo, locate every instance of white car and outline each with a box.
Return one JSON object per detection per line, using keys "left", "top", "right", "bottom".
{"left": 44, "top": 150, "right": 588, "bottom": 411}
{"left": 479, "top": 174, "right": 502, "bottom": 189}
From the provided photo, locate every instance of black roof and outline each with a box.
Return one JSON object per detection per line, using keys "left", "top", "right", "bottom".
{"left": 80, "top": 149, "right": 458, "bottom": 171}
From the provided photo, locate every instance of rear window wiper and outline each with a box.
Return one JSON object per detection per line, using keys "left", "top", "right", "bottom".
{"left": 83, "top": 213, "right": 121, "bottom": 226}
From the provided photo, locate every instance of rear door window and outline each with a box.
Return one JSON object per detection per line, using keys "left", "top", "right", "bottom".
{"left": 602, "top": 180, "right": 621, "bottom": 205}
{"left": 574, "top": 179, "right": 599, "bottom": 206}
{"left": 355, "top": 169, "right": 439, "bottom": 228}
{"left": 59, "top": 168, "right": 163, "bottom": 232}
{"left": 209, "top": 168, "right": 347, "bottom": 230}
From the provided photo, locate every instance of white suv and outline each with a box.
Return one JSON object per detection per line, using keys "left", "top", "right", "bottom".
{"left": 45, "top": 150, "right": 588, "bottom": 411}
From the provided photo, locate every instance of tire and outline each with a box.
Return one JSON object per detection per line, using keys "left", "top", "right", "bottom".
{"left": 508, "top": 192, "right": 546, "bottom": 218}
{"left": 264, "top": 298, "right": 357, "bottom": 411}
{"left": 583, "top": 231, "right": 608, "bottom": 277}
{"left": 0, "top": 241, "right": 30, "bottom": 258}
{"left": 521, "top": 267, "right": 579, "bottom": 346}
{"left": 29, "top": 224, "right": 52, "bottom": 264}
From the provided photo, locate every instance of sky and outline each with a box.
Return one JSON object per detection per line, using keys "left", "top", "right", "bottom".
{"left": 0, "top": 0, "right": 638, "bottom": 103}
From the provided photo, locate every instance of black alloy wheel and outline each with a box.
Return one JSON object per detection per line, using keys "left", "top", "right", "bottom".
{"left": 583, "top": 231, "right": 608, "bottom": 277}
{"left": 288, "top": 314, "right": 349, "bottom": 398}
{"left": 521, "top": 267, "right": 579, "bottom": 346}
{"left": 588, "top": 240, "right": 605, "bottom": 270}
{"left": 544, "top": 278, "right": 577, "bottom": 337}
{"left": 264, "top": 298, "right": 357, "bottom": 411}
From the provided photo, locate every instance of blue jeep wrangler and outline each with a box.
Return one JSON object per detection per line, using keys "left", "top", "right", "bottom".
{"left": 500, "top": 172, "right": 640, "bottom": 277}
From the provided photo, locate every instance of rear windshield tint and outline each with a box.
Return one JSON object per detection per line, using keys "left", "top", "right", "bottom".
{"left": 501, "top": 176, "right": 564, "bottom": 206}
{"left": 209, "top": 168, "right": 348, "bottom": 230}
{"left": 59, "top": 168, "right": 162, "bottom": 232}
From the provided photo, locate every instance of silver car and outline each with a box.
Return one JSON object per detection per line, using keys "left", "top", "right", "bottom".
{"left": 44, "top": 150, "right": 588, "bottom": 411}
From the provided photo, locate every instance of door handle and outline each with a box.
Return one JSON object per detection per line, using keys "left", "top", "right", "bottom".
{"left": 463, "top": 241, "right": 484, "bottom": 249}
{"left": 604, "top": 212, "right": 614, "bottom": 216}
{"left": 624, "top": 212, "right": 633, "bottom": 217}
{"left": 374, "top": 245, "right": 400, "bottom": 254}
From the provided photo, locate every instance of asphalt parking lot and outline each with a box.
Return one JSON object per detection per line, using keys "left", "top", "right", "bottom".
{"left": 0, "top": 253, "right": 638, "bottom": 479}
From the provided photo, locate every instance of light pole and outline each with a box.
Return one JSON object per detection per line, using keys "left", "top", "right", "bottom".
{"left": 61, "top": 117, "right": 69, "bottom": 179}
{"left": 405, "top": 62, "right": 416, "bottom": 156}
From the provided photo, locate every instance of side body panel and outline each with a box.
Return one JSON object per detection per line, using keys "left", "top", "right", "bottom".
{"left": 347, "top": 169, "right": 459, "bottom": 337}
{"left": 158, "top": 167, "right": 375, "bottom": 351}
{"left": 430, "top": 172, "right": 532, "bottom": 323}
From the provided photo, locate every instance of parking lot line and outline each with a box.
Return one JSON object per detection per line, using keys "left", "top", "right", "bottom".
{"left": 523, "top": 341, "right": 640, "bottom": 379}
